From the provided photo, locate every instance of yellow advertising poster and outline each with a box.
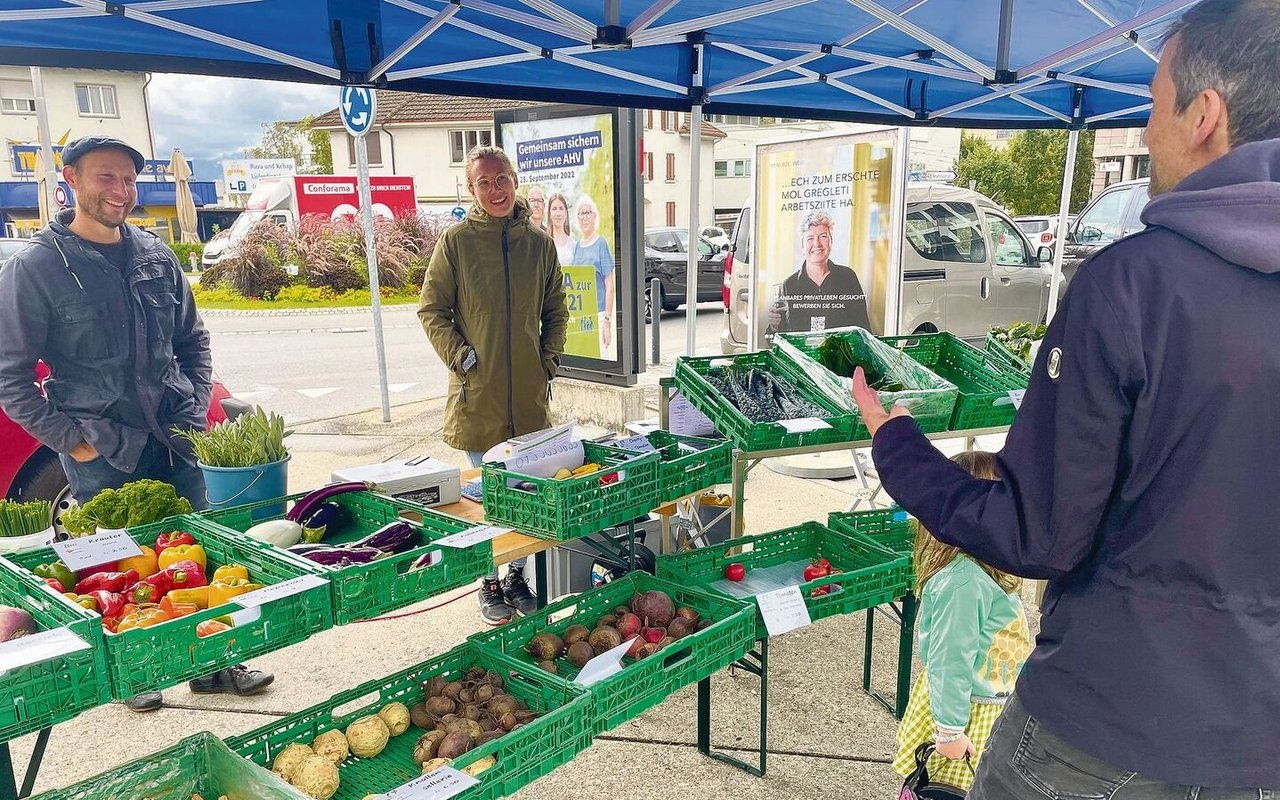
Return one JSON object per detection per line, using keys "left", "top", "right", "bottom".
{"left": 561, "top": 264, "right": 601, "bottom": 358}
{"left": 754, "top": 132, "right": 896, "bottom": 345}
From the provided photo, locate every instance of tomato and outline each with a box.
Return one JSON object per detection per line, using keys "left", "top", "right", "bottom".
{"left": 811, "top": 557, "right": 832, "bottom": 574}
{"left": 803, "top": 564, "right": 825, "bottom": 582}
{"left": 725, "top": 563, "right": 746, "bottom": 582}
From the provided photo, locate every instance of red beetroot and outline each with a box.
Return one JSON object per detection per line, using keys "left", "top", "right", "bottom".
{"left": 614, "top": 612, "right": 642, "bottom": 639}
{"left": 625, "top": 636, "right": 647, "bottom": 659}
{"left": 631, "top": 590, "right": 676, "bottom": 628}
{"left": 642, "top": 627, "right": 665, "bottom": 644}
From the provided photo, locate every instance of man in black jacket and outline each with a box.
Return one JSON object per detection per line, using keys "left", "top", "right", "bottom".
{"left": 854, "top": 0, "right": 1280, "bottom": 795}
{"left": 0, "top": 136, "right": 272, "bottom": 711}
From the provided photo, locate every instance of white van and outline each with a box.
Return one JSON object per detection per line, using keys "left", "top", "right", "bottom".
{"left": 721, "top": 184, "right": 1051, "bottom": 352}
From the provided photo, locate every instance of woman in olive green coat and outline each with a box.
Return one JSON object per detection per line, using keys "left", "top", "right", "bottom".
{"left": 418, "top": 148, "right": 569, "bottom": 460}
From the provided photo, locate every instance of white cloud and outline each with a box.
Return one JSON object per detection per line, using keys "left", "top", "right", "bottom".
{"left": 149, "top": 74, "right": 335, "bottom": 176}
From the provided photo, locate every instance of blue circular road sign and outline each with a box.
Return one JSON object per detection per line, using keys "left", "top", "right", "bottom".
{"left": 339, "top": 87, "right": 377, "bottom": 137}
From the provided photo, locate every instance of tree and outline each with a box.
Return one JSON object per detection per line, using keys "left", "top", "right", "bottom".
{"left": 245, "top": 115, "right": 333, "bottom": 175}
{"left": 953, "top": 130, "right": 1097, "bottom": 216}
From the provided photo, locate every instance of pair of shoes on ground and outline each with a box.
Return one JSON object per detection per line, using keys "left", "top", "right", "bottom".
{"left": 479, "top": 568, "right": 537, "bottom": 625}
{"left": 122, "top": 664, "right": 274, "bottom": 712}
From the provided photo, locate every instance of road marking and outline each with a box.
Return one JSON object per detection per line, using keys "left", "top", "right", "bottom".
{"left": 375, "top": 382, "right": 419, "bottom": 393}
{"left": 296, "top": 387, "right": 342, "bottom": 399}
{"left": 234, "top": 390, "right": 273, "bottom": 402}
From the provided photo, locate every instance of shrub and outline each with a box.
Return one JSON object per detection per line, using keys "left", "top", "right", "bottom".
{"left": 191, "top": 284, "right": 245, "bottom": 304}
{"left": 405, "top": 263, "right": 427, "bottom": 289}
{"left": 204, "top": 221, "right": 292, "bottom": 298}
{"left": 169, "top": 242, "right": 204, "bottom": 270}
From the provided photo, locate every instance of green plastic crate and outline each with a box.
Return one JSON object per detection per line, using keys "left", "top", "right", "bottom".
{"left": 0, "top": 558, "right": 110, "bottom": 744}
{"left": 29, "top": 732, "right": 308, "bottom": 800}
{"left": 481, "top": 441, "right": 660, "bottom": 541}
{"left": 647, "top": 430, "right": 732, "bottom": 504}
{"left": 880, "top": 333, "right": 1027, "bottom": 430}
{"left": 8, "top": 515, "right": 333, "bottom": 699}
{"left": 775, "top": 328, "right": 958, "bottom": 439}
{"left": 227, "top": 642, "right": 593, "bottom": 800}
{"left": 656, "top": 521, "right": 911, "bottom": 641}
{"left": 202, "top": 490, "right": 491, "bottom": 624}
{"left": 673, "top": 350, "right": 855, "bottom": 452}
{"left": 468, "top": 572, "right": 754, "bottom": 732}
{"left": 984, "top": 330, "right": 1034, "bottom": 375}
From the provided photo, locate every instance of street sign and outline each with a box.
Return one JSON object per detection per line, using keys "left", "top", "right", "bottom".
{"left": 54, "top": 185, "right": 67, "bottom": 207}
{"left": 340, "top": 87, "right": 376, "bottom": 138}
{"left": 451, "top": 206, "right": 466, "bottom": 221}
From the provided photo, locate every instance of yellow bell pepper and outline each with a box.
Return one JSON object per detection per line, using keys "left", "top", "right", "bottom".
{"left": 207, "top": 577, "right": 263, "bottom": 607}
{"left": 212, "top": 564, "right": 250, "bottom": 583}
{"left": 115, "top": 605, "right": 170, "bottom": 632}
{"left": 116, "top": 545, "right": 159, "bottom": 579}
{"left": 157, "top": 543, "right": 207, "bottom": 571}
{"left": 166, "top": 587, "right": 210, "bottom": 609}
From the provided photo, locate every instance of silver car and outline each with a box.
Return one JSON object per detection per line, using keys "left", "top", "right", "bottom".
{"left": 721, "top": 184, "right": 1051, "bottom": 352}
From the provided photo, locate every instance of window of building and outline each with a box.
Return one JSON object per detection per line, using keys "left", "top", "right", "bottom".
{"left": 660, "top": 111, "right": 672, "bottom": 132}
{"left": 346, "top": 132, "right": 384, "bottom": 167}
{"left": 665, "top": 153, "right": 676, "bottom": 182}
{"left": 994, "top": 129, "right": 1014, "bottom": 139}
{"left": 645, "top": 152, "right": 654, "bottom": 182}
{"left": 76, "top": 84, "right": 117, "bottom": 117}
{"left": 1, "top": 97, "right": 36, "bottom": 114}
{"left": 665, "top": 201, "right": 676, "bottom": 227}
{"left": 449, "top": 129, "right": 493, "bottom": 165}
{"left": 1134, "top": 154, "right": 1151, "bottom": 179}
{"left": 714, "top": 159, "right": 751, "bottom": 178}
{"left": 645, "top": 110, "right": 653, "bottom": 130}
{"left": 714, "top": 160, "right": 728, "bottom": 178}
{"left": 707, "top": 114, "right": 761, "bottom": 125}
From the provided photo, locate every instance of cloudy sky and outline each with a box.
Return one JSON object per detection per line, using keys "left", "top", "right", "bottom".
{"left": 148, "top": 74, "right": 337, "bottom": 180}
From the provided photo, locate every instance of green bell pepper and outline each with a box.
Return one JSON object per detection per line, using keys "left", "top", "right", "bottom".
{"left": 35, "top": 561, "right": 76, "bottom": 594}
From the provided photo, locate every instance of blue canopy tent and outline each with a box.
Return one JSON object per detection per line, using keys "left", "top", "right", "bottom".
{"left": 0, "top": 0, "right": 1193, "bottom": 353}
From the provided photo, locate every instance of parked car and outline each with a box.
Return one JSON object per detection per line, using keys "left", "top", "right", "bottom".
{"left": 721, "top": 184, "right": 1051, "bottom": 352}
{"left": 1014, "top": 215, "right": 1076, "bottom": 251}
{"left": 1, "top": 369, "right": 241, "bottom": 530}
{"left": 700, "top": 225, "right": 731, "bottom": 252}
{"left": 0, "top": 238, "right": 29, "bottom": 262}
{"left": 643, "top": 227, "right": 726, "bottom": 320}
{"left": 1058, "top": 177, "right": 1150, "bottom": 290}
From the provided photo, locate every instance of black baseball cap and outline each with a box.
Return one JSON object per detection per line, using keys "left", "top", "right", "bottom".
{"left": 61, "top": 136, "right": 146, "bottom": 173}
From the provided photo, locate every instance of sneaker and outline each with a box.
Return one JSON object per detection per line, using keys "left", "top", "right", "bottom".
{"left": 479, "top": 577, "right": 514, "bottom": 625}
{"left": 502, "top": 569, "right": 537, "bottom": 617}
{"left": 122, "top": 691, "right": 163, "bottom": 712}
{"left": 189, "top": 664, "right": 275, "bottom": 696}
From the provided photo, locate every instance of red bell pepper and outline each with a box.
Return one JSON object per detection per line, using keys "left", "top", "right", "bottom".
{"left": 102, "top": 603, "right": 137, "bottom": 634}
{"left": 154, "top": 531, "right": 196, "bottom": 556}
{"left": 74, "top": 569, "right": 140, "bottom": 595}
{"left": 128, "top": 559, "right": 206, "bottom": 605}
{"left": 43, "top": 577, "right": 65, "bottom": 593}
{"left": 89, "top": 590, "right": 129, "bottom": 619}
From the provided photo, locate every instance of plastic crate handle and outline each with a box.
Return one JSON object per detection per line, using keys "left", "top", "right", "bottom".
{"left": 660, "top": 641, "right": 695, "bottom": 672}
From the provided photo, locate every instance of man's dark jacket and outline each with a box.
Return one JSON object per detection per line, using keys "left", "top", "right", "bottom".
{"left": 873, "top": 139, "right": 1280, "bottom": 788}
{"left": 0, "top": 209, "right": 212, "bottom": 473}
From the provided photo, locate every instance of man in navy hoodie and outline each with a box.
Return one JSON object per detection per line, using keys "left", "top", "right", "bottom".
{"left": 854, "top": 0, "right": 1280, "bottom": 795}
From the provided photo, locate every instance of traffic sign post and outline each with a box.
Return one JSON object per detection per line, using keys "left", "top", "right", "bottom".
{"left": 451, "top": 206, "right": 466, "bottom": 221}
{"left": 341, "top": 86, "right": 392, "bottom": 424}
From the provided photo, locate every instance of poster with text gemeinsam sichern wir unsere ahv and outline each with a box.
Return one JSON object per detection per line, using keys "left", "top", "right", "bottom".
{"left": 501, "top": 114, "right": 617, "bottom": 363}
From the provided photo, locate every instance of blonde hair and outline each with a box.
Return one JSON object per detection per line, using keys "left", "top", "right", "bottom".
{"left": 913, "top": 450, "right": 1022, "bottom": 595}
{"left": 464, "top": 146, "right": 515, "bottom": 188}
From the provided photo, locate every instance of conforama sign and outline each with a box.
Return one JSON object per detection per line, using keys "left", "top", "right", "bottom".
{"left": 295, "top": 176, "right": 417, "bottom": 220}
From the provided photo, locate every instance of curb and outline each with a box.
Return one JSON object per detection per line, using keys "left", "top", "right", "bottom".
{"left": 200, "top": 303, "right": 418, "bottom": 318}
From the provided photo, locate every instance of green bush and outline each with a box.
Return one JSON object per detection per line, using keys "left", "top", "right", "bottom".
{"left": 406, "top": 262, "right": 427, "bottom": 289}
{"left": 170, "top": 242, "right": 205, "bottom": 269}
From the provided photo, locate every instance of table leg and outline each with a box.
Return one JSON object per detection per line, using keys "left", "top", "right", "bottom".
{"left": 0, "top": 742, "right": 17, "bottom": 800}
{"left": 895, "top": 593, "right": 918, "bottom": 719}
{"left": 534, "top": 550, "right": 549, "bottom": 609}
{"left": 731, "top": 451, "right": 746, "bottom": 539}
{"left": 694, "top": 640, "right": 768, "bottom": 776}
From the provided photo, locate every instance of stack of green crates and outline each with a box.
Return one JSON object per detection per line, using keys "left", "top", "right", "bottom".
{"left": 775, "top": 327, "right": 958, "bottom": 439}
{"left": 0, "top": 557, "right": 110, "bottom": 744}
{"left": 8, "top": 515, "right": 333, "bottom": 699}
{"left": 202, "top": 490, "right": 492, "bottom": 625}
{"left": 984, "top": 330, "right": 1034, "bottom": 375}
{"left": 828, "top": 507, "right": 916, "bottom": 586}
{"left": 481, "top": 441, "right": 660, "bottom": 540}
{"left": 674, "top": 350, "right": 854, "bottom": 451}
{"left": 228, "top": 642, "right": 593, "bottom": 800}
{"left": 656, "top": 521, "right": 911, "bottom": 641}
{"left": 880, "top": 332, "right": 1028, "bottom": 430}
{"left": 469, "top": 572, "right": 754, "bottom": 732}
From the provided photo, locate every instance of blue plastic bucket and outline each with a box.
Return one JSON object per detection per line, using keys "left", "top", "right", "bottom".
{"left": 200, "top": 456, "right": 290, "bottom": 518}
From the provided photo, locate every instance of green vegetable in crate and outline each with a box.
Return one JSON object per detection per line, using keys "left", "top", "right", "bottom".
{"left": 289, "top": 753, "right": 340, "bottom": 800}
{"left": 0, "top": 499, "right": 52, "bottom": 537}
{"left": 815, "top": 335, "right": 906, "bottom": 391}
{"left": 706, "top": 365, "right": 826, "bottom": 423}
{"left": 345, "top": 715, "right": 391, "bottom": 758}
{"left": 61, "top": 479, "right": 193, "bottom": 536}
{"left": 991, "top": 322, "right": 1048, "bottom": 364}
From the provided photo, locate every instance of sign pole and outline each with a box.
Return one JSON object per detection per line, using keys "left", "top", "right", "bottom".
{"left": 30, "top": 67, "right": 59, "bottom": 214}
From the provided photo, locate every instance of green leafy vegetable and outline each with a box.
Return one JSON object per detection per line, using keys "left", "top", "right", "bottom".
{"left": 991, "top": 322, "right": 1047, "bottom": 365}
{"left": 0, "top": 500, "right": 52, "bottom": 537}
{"left": 707, "top": 365, "right": 826, "bottom": 423}
{"left": 61, "top": 479, "right": 193, "bottom": 536}
{"left": 173, "top": 407, "right": 290, "bottom": 468}
{"left": 815, "top": 335, "right": 907, "bottom": 391}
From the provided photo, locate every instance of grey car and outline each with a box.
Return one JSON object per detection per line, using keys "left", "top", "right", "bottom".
{"left": 644, "top": 226, "right": 726, "bottom": 319}
{"left": 1058, "top": 178, "right": 1150, "bottom": 291}
{"left": 721, "top": 184, "right": 1051, "bottom": 352}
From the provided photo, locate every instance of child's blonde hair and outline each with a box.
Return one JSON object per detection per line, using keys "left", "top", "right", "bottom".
{"left": 912, "top": 450, "right": 1022, "bottom": 595}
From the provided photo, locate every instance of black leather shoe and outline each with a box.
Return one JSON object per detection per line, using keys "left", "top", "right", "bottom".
{"left": 122, "top": 692, "right": 163, "bottom": 712}
{"left": 189, "top": 664, "right": 274, "bottom": 696}
{"left": 502, "top": 569, "right": 538, "bottom": 617}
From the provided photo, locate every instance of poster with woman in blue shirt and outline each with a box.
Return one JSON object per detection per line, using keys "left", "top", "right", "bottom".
{"left": 571, "top": 194, "right": 616, "bottom": 361}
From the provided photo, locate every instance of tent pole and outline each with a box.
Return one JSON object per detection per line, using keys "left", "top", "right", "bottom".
{"left": 685, "top": 44, "right": 705, "bottom": 356}
{"left": 30, "top": 68, "right": 58, "bottom": 217}
{"left": 1046, "top": 127, "right": 1079, "bottom": 323}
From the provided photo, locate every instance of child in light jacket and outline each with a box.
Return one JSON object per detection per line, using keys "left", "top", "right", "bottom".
{"left": 892, "top": 450, "right": 1032, "bottom": 795}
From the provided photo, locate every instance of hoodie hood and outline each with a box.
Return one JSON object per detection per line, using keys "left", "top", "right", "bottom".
{"left": 466, "top": 196, "right": 532, "bottom": 227}
{"left": 1141, "top": 138, "right": 1280, "bottom": 273}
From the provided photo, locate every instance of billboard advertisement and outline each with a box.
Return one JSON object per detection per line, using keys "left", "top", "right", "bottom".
{"left": 496, "top": 106, "right": 643, "bottom": 382}
{"left": 751, "top": 130, "right": 900, "bottom": 346}
{"left": 287, "top": 176, "right": 417, "bottom": 219}
{"left": 222, "top": 158, "right": 297, "bottom": 194}
{"left": 10, "top": 144, "right": 190, "bottom": 178}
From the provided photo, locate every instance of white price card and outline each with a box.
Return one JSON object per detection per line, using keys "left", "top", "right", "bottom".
{"left": 755, "top": 585, "right": 813, "bottom": 637}
{"left": 0, "top": 627, "right": 90, "bottom": 673}
{"left": 574, "top": 636, "right": 638, "bottom": 687}
{"left": 52, "top": 529, "right": 142, "bottom": 571}
{"left": 613, "top": 434, "right": 657, "bottom": 453}
{"left": 1006, "top": 389, "right": 1026, "bottom": 410}
{"left": 778, "top": 417, "right": 832, "bottom": 434}
{"left": 379, "top": 766, "right": 480, "bottom": 800}
{"left": 435, "top": 524, "right": 509, "bottom": 549}
{"left": 231, "top": 574, "right": 328, "bottom": 608}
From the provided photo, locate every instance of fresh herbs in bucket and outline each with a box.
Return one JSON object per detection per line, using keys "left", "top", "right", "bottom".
{"left": 174, "top": 407, "right": 291, "bottom": 468}
{"left": 0, "top": 500, "right": 52, "bottom": 537}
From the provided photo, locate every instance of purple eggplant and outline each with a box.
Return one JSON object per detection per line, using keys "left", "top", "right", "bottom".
{"left": 353, "top": 521, "right": 422, "bottom": 554}
{"left": 300, "top": 546, "right": 383, "bottom": 566}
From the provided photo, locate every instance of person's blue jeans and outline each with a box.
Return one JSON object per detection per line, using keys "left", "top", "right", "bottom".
{"left": 60, "top": 436, "right": 208, "bottom": 511}
{"left": 467, "top": 451, "right": 527, "bottom": 581}
{"left": 971, "top": 694, "right": 1276, "bottom": 799}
